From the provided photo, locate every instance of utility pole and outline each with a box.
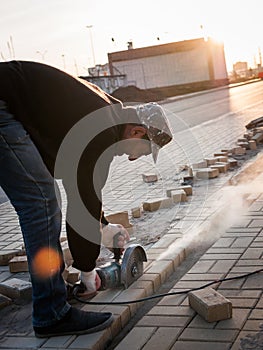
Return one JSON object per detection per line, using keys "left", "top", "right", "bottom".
{"left": 86, "top": 25, "right": 96, "bottom": 67}
{"left": 258, "top": 47, "right": 262, "bottom": 67}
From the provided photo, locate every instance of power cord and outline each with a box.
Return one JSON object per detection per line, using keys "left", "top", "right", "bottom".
{"left": 73, "top": 267, "right": 263, "bottom": 305}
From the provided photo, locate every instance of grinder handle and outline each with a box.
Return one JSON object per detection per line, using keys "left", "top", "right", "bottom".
{"left": 113, "top": 232, "right": 123, "bottom": 261}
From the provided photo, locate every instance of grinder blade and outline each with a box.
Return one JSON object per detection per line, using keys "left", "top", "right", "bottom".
{"left": 121, "top": 244, "right": 147, "bottom": 288}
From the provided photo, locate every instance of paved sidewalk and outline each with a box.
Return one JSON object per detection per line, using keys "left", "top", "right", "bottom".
{"left": 113, "top": 172, "right": 263, "bottom": 350}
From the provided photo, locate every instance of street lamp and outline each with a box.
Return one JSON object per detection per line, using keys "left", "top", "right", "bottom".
{"left": 86, "top": 25, "right": 96, "bottom": 67}
{"left": 36, "top": 50, "right": 47, "bottom": 61}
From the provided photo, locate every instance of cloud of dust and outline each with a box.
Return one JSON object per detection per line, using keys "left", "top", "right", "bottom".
{"left": 157, "top": 175, "right": 262, "bottom": 261}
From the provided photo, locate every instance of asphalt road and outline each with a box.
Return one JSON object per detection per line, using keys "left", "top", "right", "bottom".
{"left": 163, "top": 80, "right": 263, "bottom": 132}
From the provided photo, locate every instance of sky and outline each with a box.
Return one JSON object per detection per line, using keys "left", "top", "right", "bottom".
{"left": 1, "top": 0, "right": 263, "bottom": 76}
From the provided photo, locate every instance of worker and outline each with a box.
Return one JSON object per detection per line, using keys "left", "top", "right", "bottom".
{"left": 0, "top": 61, "right": 172, "bottom": 338}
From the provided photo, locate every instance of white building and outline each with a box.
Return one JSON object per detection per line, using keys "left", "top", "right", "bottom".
{"left": 108, "top": 38, "right": 228, "bottom": 90}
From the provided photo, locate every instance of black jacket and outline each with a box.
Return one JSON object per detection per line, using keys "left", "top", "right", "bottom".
{"left": 0, "top": 61, "right": 138, "bottom": 271}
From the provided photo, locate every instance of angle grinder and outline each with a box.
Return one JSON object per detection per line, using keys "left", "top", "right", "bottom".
{"left": 72, "top": 233, "right": 147, "bottom": 296}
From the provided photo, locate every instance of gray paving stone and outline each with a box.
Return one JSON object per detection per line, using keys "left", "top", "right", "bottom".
{"left": 179, "top": 327, "right": 238, "bottom": 342}
{"left": 0, "top": 336, "right": 46, "bottom": 348}
{"left": 114, "top": 327, "right": 156, "bottom": 350}
{"left": 142, "top": 327, "right": 181, "bottom": 350}
{"left": 137, "top": 315, "right": 190, "bottom": 328}
{"left": 171, "top": 341, "right": 231, "bottom": 350}
{"left": 215, "top": 308, "right": 250, "bottom": 329}
{"left": 209, "top": 260, "right": 236, "bottom": 273}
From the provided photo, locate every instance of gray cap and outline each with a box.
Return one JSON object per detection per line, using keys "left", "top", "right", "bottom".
{"left": 136, "top": 102, "right": 173, "bottom": 162}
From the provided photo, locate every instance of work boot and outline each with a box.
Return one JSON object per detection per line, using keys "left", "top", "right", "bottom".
{"left": 34, "top": 307, "right": 113, "bottom": 338}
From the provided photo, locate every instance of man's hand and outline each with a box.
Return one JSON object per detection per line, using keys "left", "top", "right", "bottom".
{"left": 101, "top": 223, "right": 130, "bottom": 251}
{"left": 80, "top": 269, "right": 101, "bottom": 297}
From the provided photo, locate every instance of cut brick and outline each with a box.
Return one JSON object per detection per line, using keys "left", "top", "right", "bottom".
{"left": 0, "top": 278, "right": 32, "bottom": 300}
{"left": 9, "top": 255, "right": 28, "bottom": 273}
{"left": 237, "top": 138, "right": 248, "bottom": 143}
{"left": 232, "top": 146, "right": 246, "bottom": 155}
{"left": 166, "top": 185, "right": 192, "bottom": 197}
{"left": 252, "top": 132, "right": 263, "bottom": 144}
{"left": 249, "top": 140, "right": 257, "bottom": 150}
{"left": 0, "top": 250, "right": 22, "bottom": 266}
{"left": 0, "top": 293, "right": 12, "bottom": 309}
{"left": 204, "top": 157, "right": 217, "bottom": 165}
{"left": 195, "top": 168, "right": 219, "bottom": 179}
{"left": 170, "top": 190, "right": 187, "bottom": 203}
{"left": 214, "top": 156, "right": 228, "bottom": 162}
{"left": 188, "top": 287, "right": 232, "bottom": 322}
{"left": 216, "top": 161, "right": 230, "bottom": 170}
{"left": 210, "top": 163, "right": 228, "bottom": 173}
{"left": 131, "top": 207, "right": 141, "bottom": 218}
{"left": 214, "top": 152, "right": 228, "bottom": 157}
{"left": 106, "top": 211, "right": 131, "bottom": 228}
{"left": 228, "top": 158, "right": 238, "bottom": 167}
{"left": 237, "top": 141, "right": 250, "bottom": 150}
{"left": 142, "top": 173, "right": 158, "bottom": 183}
{"left": 192, "top": 161, "right": 207, "bottom": 169}
{"left": 143, "top": 197, "right": 173, "bottom": 212}
{"left": 65, "top": 266, "right": 80, "bottom": 285}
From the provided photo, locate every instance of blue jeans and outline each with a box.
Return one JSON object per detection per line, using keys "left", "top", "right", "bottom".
{"left": 0, "top": 100, "right": 71, "bottom": 327}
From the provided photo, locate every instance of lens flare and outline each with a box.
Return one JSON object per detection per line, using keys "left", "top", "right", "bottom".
{"left": 32, "top": 247, "right": 62, "bottom": 279}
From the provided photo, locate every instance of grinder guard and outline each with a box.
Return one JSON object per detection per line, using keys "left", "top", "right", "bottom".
{"left": 121, "top": 244, "right": 147, "bottom": 288}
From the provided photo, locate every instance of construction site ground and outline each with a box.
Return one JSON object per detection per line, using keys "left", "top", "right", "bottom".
{"left": 0, "top": 82, "right": 262, "bottom": 349}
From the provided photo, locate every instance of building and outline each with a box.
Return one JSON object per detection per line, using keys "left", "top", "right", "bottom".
{"left": 79, "top": 63, "right": 127, "bottom": 94}
{"left": 233, "top": 61, "right": 249, "bottom": 78}
{"left": 108, "top": 37, "right": 228, "bottom": 91}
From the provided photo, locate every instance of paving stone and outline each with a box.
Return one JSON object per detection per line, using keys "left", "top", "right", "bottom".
{"left": 195, "top": 168, "right": 219, "bottom": 179}
{"left": 212, "top": 238, "right": 235, "bottom": 248}
{"left": 43, "top": 335, "right": 75, "bottom": 348}
{"left": 0, "top": 250, "right": 21, "bottom": 266}
{"left": 142, "top": 327, "right": 181, "bottom": 350}
{"left": 9, "top": 255, "right": 28, "bottom": 273}
{"left": 137, "top": 315, "right": 190, "bottom": 327}
{"left": 188, "top": 314, "right": 216, "bottom": 328}
{"left": 166, "top": 185, "right": 192, "bottom": 197}
{"left": 170, "top": 190, "right": 187, "bottom": 203}
{"left": 210, "top": 163, "right": 228, "bottom": 173}
{"left": 171, "top": 341, "right": 231, "bottom": 350}
{"left": 0, "top": 293, "right": 12, "bottom": 309}
{"left": 69, "top": 328, "right": 112, "bottom": 349}
{"left": 142, "top": 173, "right": 158, "bottom": 183}
{"left": 106, "top": 211, "right": 131, "bottom": 228}
{"left": 65, "top": 266, "right": 80, "bottom": 285}
{"left": 243, "top": 319, "right": 263, "bottom": 330}
{"left": 188, "top": 260, "right": 215, "bottom": 273}
{"left": 242, "top": 273, "right": 263, "bottom": 289}
{"left": 179, "top": 327, "right": 238, "bottom": 342}
{"left": 143, "top": 197, "right": 173, "bottom": 211}
{"left": 231, "top": 237, "right": 254, "bottom": 248}
{"left": 236, "top": 259, "right": 263, "bottom": 266}
{"left": 209, "top": 260, "right": 236, "bottom": 273}
{"left": 148, "top": 305, "right": 195, "bottom": 317}
{"left": 114, "top": 327, "right": 156, "bottom": 350}
{"left": 201, "top": 253, "right": 241, "bottom": 260}
{"left": 145, "top": 260, "right": 174, "bottom": 283}
{"left": 131, "top": 207, "right": 141, "bottom": 218}
{"left": 215, "top": 308, "right": 250, "bottom": 329}
{"left": 241, "top": 248, "right": 262, "bottom": 259}
{"left": 0, "top": 336, "right": 46, "bottom": 348}
{"left": 231, "top": 330, "right": 259, "bottom": 350}
{"left": 0, "top": 277, "right": 32, "bottom": 300}
{"left": 248, "top": 308, "right": 263, "bottom": 319}
{"left": 188, "top": 287, "right": 232, "bottom": 322}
